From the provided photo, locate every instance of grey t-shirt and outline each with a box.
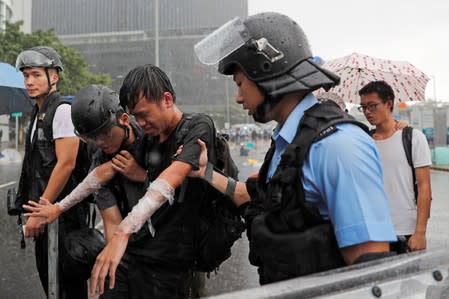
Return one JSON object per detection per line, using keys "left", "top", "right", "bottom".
{"left": 375, "top": 128, "right": 431, "bottom": 235}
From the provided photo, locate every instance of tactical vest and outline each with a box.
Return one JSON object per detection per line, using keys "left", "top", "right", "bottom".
{"left": 246, "top": 101, "right": 369, "bottom": 285}
{"left": 16, "top": 92, "right": 82, "bottom": 208}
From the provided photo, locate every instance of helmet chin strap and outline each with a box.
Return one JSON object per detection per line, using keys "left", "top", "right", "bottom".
{"left": 30, "top": 68, "right": 54, "bottom": 100}
{"left": 104, "top": 125, "right": 130, "bottom": 158}
{"left": 115, "top": 111, "right": 131, "bottom": 150}
{"left": 252, "top": 90, "right": 281, "bottom": 123}
{"left": 119, "top": 125, "right": 130, "bottom": 149}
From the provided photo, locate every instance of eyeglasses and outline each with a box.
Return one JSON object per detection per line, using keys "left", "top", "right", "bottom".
{"left": 357, "top": 102, "right": 382, "bottom": 112}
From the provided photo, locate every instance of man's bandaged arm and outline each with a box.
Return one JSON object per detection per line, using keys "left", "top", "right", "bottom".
{"left": 115, "top": 160, "right": 191, "bottom": 235}
{"left": 56, "top": 161, "right": 116, "bottom": 211}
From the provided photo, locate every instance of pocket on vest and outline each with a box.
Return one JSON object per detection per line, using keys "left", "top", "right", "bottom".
{"left": 249, "top": 214, "right": 345, "bottom": 283}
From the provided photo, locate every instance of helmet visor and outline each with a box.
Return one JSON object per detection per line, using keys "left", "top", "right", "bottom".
{"left": 194, "top": 17, "right": 251, "bottom": 65}
{"left": 16, "top": 50, "right": 55, "bottom": 70}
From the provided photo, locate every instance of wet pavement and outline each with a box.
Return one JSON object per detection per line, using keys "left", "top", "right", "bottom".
{"left": 1, "top": 140, "right": 448, "bottom": 298}
{"left": 0, "top": 162, "right": 45, "bottom": 299}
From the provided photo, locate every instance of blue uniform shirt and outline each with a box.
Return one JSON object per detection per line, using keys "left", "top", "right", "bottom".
{"left": 267, "top": 93, "right": 396, "bottom": 248}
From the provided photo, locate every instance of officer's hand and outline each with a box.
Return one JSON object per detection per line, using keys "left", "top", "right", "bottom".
{"left": 23, "top": 199, "right": 62, "bottom": 224}
{"left": 90, "top": 231, "right": 129, "bottom": 296}
{"left": 408, "top": 232, "right": 426, "bottom": 251}
{"left": 24, "top": 214, "right": 47, "bottom": 238}
{"left": 111, "top": 150, "right": 147, "bottom": 182}
{"left": 187, "top": 139, "right": 208, "bottom": 178}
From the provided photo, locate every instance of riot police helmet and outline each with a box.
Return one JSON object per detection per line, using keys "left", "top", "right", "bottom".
{"left": 195, "top": 12, "right": 340, "bottom": 99}
{"left": 71, "top": 84, "right": 124, "bottom": 141}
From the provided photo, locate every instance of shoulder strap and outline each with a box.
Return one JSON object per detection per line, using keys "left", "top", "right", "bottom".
{"left": 175, "top": 113, "right": 194, "bottom": 146}
{"left": 175, "top": 113, "right": 216, "bottom": 203}
{"left": 402, "top": 127, "right": 414, "bottom": 168}
{"left": 275, "top": 101, "right": 368, "bottom": 184}
{"left": 402, "top": 127, "right": 418, "bottom": 202}
{"left": 175, "top": 114, "right": 192, "bottom": 204}
{"left": 175, "top": 113, "right": 217, "bottom": 162}
{"left": 266, "top": 101, "right": 368, "bottom": 225}
{"left": 41, "top": 94, "right": 71, "bottom": 142}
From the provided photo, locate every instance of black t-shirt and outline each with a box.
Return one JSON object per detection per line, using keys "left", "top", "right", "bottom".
{"left": 92, "top": 122, "right": 147, "bottom": 212}
{"left": 127, "top": 113, "right": 215, "bottom": 265}
{"left": 146, "top": 114, "right": 214, "bottom": 181}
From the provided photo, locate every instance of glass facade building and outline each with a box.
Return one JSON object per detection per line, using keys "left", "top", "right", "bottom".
{"left": 31, "top": 0, "right": 248, "bottom": 125}
{"left": 0, "top": 0, "right": 13, "bottom": 30}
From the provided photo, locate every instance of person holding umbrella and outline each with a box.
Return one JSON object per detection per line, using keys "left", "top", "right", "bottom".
{"left": 359, "top": 80, "right": 432, "bottom": 253}
{"left": 190, "top": 12, "right": 397, "bottom": 285}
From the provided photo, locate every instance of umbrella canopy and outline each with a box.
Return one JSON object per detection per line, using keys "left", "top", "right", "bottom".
{"left": 0, "top": 62, "right": 25, "bottom": 89}
{"left": 317, "top": 91, "right": 346, "bottom": 111}
{"left": 0, "top": 62, "right": 34, "bottom": 115}
{"left": 318, "top": 52, "right": 430, "bottom": 104}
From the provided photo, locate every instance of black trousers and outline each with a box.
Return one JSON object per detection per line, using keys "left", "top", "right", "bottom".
{"left": 35, "top": 212, "right": 88, "bottom": 299}
{"left": 100, "top": 253, "right": 193, "bottom": 299}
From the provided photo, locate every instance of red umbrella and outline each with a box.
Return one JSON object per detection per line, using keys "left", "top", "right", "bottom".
{"left": 317, "top": 52, "right": 430, "bottom": 104}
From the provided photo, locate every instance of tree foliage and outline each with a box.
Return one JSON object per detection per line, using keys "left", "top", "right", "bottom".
{"left": 0, "top": 21, "right": 111, "bottom": 95}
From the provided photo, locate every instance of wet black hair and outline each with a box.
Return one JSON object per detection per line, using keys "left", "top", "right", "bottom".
{"left": 119, "top": 64, "right": 176, "bottom": 110}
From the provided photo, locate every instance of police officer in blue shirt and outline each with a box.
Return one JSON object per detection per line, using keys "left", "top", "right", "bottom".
{"left": 191, "top": 12, "right": 397, "bottom": 284}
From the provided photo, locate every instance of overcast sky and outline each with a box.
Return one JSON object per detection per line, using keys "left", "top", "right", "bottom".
{"left": 248, "top": 0, "right": 449, "bottom": 101}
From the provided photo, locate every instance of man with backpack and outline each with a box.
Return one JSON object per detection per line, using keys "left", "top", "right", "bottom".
{"left": 87, "top": 64, "right": 234, "bottom": 298}
{"left": 14, "top": 46, "right": 90, "bottom": 298}
{"left": 359, "top": 81, "right": 432, "bottom": 253}
{"left": 190, "top": 12, "right": 397, "bottom": 285}
{"left": 26, "top": 82, "right": 239, "bottom": 298}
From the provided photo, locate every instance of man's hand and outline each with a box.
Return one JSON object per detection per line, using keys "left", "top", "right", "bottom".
{"left": 408, "top": 232, "right": 426, "bottom": 251}
{"left": 187, "top": 139, "right": 208, "bottom": 178}
{"left": 90, "top": 231, "right": 129, "bottom": 296}
{"left": 23, "top": 198, "right": 63, "bottom": 224}
{"left": 111, "top": 150, "right": 147, "bottom": 182}
{"left": 24, "top": 214, "right": 47, "bottom": 238}
{"left": 395, "top": 120, "right": 410, "bottom": 130}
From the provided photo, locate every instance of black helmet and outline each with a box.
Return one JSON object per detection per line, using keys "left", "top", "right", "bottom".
{"left": 71, "top": 84, "right": 123, "bottom": 140}
{"left": 221, "top": 13, "right": 339, "bottom": 96}
{"left": 63, "top": 228, "right": 105, "bottom": 280}
{"left": 196, "top": 12, "right": 339, "bottom": 98}
{"left": 16, "top": 46, "right": 64, "bottom": 72}
{"left": 195, "top": 12, "right": 340, "bottom": 122}
{"left": 218, "top": 12, "right": 312, "bottom": 81}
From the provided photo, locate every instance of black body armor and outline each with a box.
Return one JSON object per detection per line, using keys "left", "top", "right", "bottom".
{"left": 246, "top": 101, "right": 368, "bottom": 284}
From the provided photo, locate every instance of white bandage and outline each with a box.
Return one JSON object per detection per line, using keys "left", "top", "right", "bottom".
{"left": 55, "top": 169, "right": 105, "bottom": 212}
{"left": 117, "top": 178, "right": 174, "bottom": 236}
